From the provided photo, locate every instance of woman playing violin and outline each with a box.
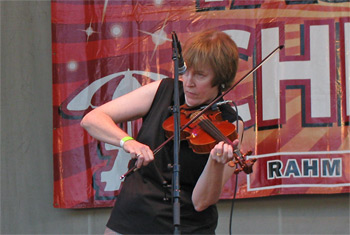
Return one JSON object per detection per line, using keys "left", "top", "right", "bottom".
{"left": 81, "top": 29, "right": 243, "bottom": 234}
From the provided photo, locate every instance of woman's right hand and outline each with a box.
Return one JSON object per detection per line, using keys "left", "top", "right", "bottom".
{"left": 122, "top": 140, "right": 154, "bottom": 168}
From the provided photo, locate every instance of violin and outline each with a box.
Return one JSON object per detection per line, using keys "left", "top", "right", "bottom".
{"left": 162, "top": 104, "right": 256, "bottom": 174}
{"left": 163, "top": 104, "right": 237, "bottom": 154}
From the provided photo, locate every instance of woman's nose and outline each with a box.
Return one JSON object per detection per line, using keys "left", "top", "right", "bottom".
{"left": 184, "top": 72, "right": 195, "bottom": 86}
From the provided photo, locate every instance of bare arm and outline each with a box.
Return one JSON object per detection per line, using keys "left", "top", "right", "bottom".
{"left": 191, "top": 120, "right": 244, "bottom": 211}
{"left": 80, "top": 80, "right": 162, "bottom": 167}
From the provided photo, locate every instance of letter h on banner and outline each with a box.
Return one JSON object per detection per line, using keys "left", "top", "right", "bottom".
{"left": 256, "top": 21, "right": 337, "bottom": 129}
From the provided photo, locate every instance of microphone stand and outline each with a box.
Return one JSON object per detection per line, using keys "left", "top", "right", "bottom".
{"left": 171, "top": 31, "right": 181, "bottom": 234}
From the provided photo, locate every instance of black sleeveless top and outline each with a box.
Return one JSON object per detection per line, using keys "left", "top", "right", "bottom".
{"left": 106, "top": 78, "right": 240, "bottom": 234}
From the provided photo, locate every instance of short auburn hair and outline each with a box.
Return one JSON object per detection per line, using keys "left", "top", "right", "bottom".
{"left": 183, "top": 29, "right": 239, "bottom": 91}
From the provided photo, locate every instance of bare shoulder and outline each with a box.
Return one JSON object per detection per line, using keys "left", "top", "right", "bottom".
{"left": 98, "top": 79, "right": 163, "bottom": 122}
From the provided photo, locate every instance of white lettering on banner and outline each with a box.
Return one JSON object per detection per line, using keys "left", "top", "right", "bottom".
{"left": 267, "top": 158, "right": 341, "bottom": 179}
{"left": 261, "top": 25, "right": 331, "bottom": 121}
{"left": 223, "top": 29, "right": 253, "bottom": 123}
{"left": 69, "top": 71, "right": 166, "bottom": 191}
{"left": 223, "top": 29, "right": 251, "bottom": 50}
{"left": 101, "top": 121, "right": 133, "bottom": 191}
{"left": 67, "top": 70, "right": 166, "bottom": 111}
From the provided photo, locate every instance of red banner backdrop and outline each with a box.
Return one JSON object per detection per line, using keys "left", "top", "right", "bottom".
{"left": 52, "top": 0, "right": 350, "bottom": 208}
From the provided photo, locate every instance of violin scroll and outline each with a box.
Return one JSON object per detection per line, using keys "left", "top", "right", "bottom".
{"left": 228, "top": 150, "right": 257, "bottom": 174}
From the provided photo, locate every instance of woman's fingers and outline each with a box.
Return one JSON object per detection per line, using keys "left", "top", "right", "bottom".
{"left": 211, "top": 141, "right": 235, "bottom": 164}
{"left": 123, "top": 140, "right": 154, "bottom": 168}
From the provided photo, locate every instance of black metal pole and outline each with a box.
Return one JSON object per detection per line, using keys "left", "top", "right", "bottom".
{"left": 171, "top": 31, "right": 181, "bottom": 234}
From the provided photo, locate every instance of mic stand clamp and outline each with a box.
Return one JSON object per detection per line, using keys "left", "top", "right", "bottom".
{"left": 162, "top": 180, "right": 172, "bottom": 202}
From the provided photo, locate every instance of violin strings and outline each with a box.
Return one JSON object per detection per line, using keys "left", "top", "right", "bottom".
{"left": 199, "top": 118, "right": 245, "bottom": 169}
{"left": 199, "top": 118, "right": 228, "bottom": 143}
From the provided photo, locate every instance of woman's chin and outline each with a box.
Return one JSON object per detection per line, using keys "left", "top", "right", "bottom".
{"left": 185, "top": 99, "right": 198, "bottom": 107}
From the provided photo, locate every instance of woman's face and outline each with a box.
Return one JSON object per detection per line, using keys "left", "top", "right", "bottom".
{"left": 182, "top": 64, "right": 219, "bottom": 107}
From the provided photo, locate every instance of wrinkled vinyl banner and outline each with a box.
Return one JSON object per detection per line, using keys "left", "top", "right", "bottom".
{"left": 52, "top": 0, "right": 350, "bottom": 208}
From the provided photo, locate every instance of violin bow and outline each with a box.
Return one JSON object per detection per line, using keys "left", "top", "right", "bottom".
{"left": 120, "top": 45, "right": 284, "bottom": 179}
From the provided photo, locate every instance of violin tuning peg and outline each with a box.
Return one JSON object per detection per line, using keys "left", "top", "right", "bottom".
{"left": 250, "top": 158, "right": 257, "bottom": 163}
{"left": 228, "top": 161, "right": 236, "bottom": 167}
{"left": 246, "top": 150, "right": 253, "bottom": 156}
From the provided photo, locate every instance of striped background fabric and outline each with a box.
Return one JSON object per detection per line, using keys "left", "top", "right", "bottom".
{"left": 52, "top": 0, "right": 350, "bottom": 208}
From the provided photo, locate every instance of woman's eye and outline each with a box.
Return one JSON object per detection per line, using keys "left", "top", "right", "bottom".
{"left": 196, "top": 72, "right": 206, "bottom": 77}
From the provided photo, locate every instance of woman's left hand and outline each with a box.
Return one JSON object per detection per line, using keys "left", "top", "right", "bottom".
{"left": 210, "top": 139, "right": 239, "bottom": 164}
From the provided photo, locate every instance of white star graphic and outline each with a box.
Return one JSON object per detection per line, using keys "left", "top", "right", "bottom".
{"left": 79, "top": 19, "right": 99, "bottom": 42}
{"left": 139, "top": 14, "right": 171, "bottom": 60}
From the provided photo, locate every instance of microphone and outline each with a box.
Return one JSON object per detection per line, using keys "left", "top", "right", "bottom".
{"left": 172, "top": 31, "right": 187, "bottom": 75}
